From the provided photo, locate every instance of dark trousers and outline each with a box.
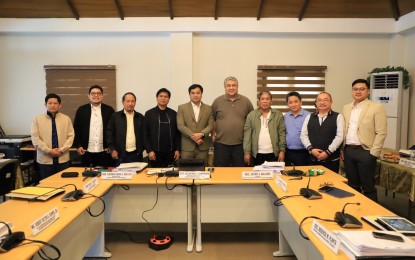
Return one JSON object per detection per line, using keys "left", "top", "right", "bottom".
{"left": 115, "top": 150, "right": 143, "bottom": 167}
{"left": 344, "top": 146, "right": 378, "bottom": 202}
{"left": 253, "top": 153, "right": 277, "bottom": 166}
{"left": 285, "top": 149, "right": 309, "bottom": 166}
{"left": 149, "top": 151, "right": 175, "bottom": 168}
{"left": 308, "top": 158, "right": 340, "bottom": 174}
{"left": 81, "top": 151, "right": 113, "bottom": 168}
{"left": 38, "top": 161, "right": 71, "bottom": 180}
{"left": 213, "top": 142, "right": 244, "bottom": 167}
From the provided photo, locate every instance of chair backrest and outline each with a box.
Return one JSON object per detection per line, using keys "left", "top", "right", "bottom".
{"left": 0, "top": 163, "right": 16, "bottom": 197}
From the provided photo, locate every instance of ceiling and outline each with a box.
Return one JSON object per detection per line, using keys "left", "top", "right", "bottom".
{"left": 0, "top": 0, "right": 414, "bottom": 21}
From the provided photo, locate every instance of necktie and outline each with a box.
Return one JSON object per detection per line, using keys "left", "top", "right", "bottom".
{"left": 51, "top": 116, "right": 59, "bottom": 165}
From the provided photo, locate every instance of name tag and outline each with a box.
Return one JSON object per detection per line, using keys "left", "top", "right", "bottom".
{"left": 311, "top": 220, "right": 340, "bottom": 254}
{"left": 84, "top": 177, "right": 98, "bottom": 193}
{"left": 179, "top": 171, "right": 211, "bottom": 179}
{"left": 242, "top": 171, "right": 273, "bottom": 180}
{"left": 275, "top": 175, "right": 287, "bottom": 192}
{"left": 101, "top": 171, "right": 133, "bottom": 180}
{"left": 31, "top": 207, "right": 60, "bottom": 236}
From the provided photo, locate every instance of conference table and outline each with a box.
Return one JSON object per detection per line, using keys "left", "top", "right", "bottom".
{"left": 265, "top": 166, "right": 394, "bottom": 259}
{"left": 0, "top": 166, "right": 398, "bottom": 259}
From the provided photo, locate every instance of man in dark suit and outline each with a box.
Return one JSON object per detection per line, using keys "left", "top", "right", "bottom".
{"left": 73, "top": 85, "right": 115, "bottom": 167}
{"left": 177, "top": 84, "right": 214, "bottom": 166}
{"left": 106, "top": 92, "right": 145, "bottom": 166}
{"left": 342, "top": 79, "right": 387, "bottom": 202}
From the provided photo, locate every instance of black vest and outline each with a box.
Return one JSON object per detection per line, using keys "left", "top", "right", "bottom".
{"left": 307, "top": 111, "right": 340, "bottom": 161}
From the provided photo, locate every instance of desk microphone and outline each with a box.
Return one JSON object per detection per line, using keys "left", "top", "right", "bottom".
{"left": 0, "top": 221, "right": 25, "bottom": 252}
{"left": 334, "top": 202, "right": 363, "bottom": 228}
{"left": 60, "top": 184, "right": 84, "bottom": 202}
{"left": 285, "top": 163, "right": 305, "bottom": 177}
{"left": 82, "top": 165, "right": 101, "bottom": 178}
{"left": 299, "top": 173, "right": 322, "bottom": 200}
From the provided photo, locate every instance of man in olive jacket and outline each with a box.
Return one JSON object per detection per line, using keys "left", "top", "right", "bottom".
{"left": 243, "top": 91, "right": 286, "bottom": 166}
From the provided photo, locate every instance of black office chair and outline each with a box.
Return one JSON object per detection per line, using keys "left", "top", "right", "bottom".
{"left": 0, "top": 162, "right": 16, "bottom": 202}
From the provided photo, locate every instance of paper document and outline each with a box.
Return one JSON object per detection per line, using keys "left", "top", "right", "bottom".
{"left": 335, "top": 230, "right": 415, "bottom": 259}
{"left": 116, "top": 162, "right": 148, "bottom": 172}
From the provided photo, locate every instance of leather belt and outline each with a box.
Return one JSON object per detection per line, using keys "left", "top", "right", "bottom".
{"left": 346, "top": 145, "right": 363, "bottom": 149}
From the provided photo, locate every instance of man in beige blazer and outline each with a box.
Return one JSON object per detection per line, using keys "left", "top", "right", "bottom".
{"left": 342, "top": 79, "right": 387, "bottom": 202}
{"left": 177, "top": 84, "right": 214, "bottom": 166}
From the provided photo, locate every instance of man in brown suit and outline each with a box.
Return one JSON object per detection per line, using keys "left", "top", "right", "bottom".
{"left": 341, "top": 79, "right": 387, "bottom": 202}
{"left": 177, "top": 84, "right": 214, "bottom": 166}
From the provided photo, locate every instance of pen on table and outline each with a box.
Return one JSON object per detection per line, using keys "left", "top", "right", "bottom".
{"left": 83, "top": 176, "right": 89, "bottom": 182}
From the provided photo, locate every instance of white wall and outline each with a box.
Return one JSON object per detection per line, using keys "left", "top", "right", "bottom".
{"left": 0, "top": 16, "right": 413, "bottom": 149}
{"left": 403, "top": 28, "right": 415, "bottom": 147}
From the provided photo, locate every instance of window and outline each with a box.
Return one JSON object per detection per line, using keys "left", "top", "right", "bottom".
{"left": 44, "top": 65, "right": 116, "bottom": 121}
{"left": 257, "top": 65, "right": 327, "bottom": 113}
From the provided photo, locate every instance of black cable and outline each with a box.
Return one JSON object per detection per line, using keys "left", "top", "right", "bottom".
{"left": 273, "top": 195, "right": 303, "bottom": 206}
{"left": 104, "top": 229, "right": 147, "bottom": 244}
{"left": 164, "top": 176, "right": 178, "bottom": 190}
{"left": 298, "top": 216, "right": 337, "bottom": 240}
{"left": 263, "top": 184, "right": 276, "bottom": 196}
{"left": 100, "top": 184, "right": 130, "bottom": 197}
{"left": 141, "top": 176, "right": 161, "bottom": 234}
{"left": 21, "top": 239, "right": 61, "bottom": 260}
{"left": 81, "top": 194, "right": 106, "bottom": 217}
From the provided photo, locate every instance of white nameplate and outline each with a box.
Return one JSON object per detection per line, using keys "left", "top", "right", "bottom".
{"left": 311, "top": 220, "right": 340, "bottom": 254}
{"left": 242, "top": 171, "right": 273, "bottom": 180}
{"left": 179, "top": 171, "right": 211, "bottom": 179}
{"left": 101, "top": 171, "right": 133, "bottom": 180}
{"left": 275, "top": 175, "right": 287, "bottom": 192}
{"left": 399, "top": 158, "right": 415, "bottom": 168}
{"left": 31, "top": 207, "right": 60, "bottom": 236}
{"left": 83, "top": 177, "right": 98, "bottom": 193}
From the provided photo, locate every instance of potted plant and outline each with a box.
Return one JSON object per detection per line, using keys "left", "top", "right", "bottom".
{"left": 367, "top": 66, "right": 411, "bottom": 89}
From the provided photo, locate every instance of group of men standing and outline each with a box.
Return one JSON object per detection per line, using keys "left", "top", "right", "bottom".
{"left": 30, "top": 77, "right": 386, "bottom": 201}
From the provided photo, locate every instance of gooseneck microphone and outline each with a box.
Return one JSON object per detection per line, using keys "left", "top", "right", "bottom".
{"left": 299, "top": 173, "right": 322, "bottom": 200}
{"left": 334, "top": 202, "right": 363, "bottom": 228}
{"left": 285, "top": 163, "right": 305, "bottom": 177}
{"left": 342, "top": 202, "right": 361, "bottom": 215}
{"left": 0, "top": 221, "right": 25, "bottom": 252}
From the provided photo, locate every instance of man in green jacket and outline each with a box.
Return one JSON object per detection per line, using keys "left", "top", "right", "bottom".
{"left": 243, "top": 91, "right": 286, "bottom": 166}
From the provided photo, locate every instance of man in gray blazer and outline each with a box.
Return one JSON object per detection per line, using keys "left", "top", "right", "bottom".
{"left": 341, "top": 79, "right": 387, "bottom": 202}
{"left": 177, "top": 84, "right": 214, "bottom": 166}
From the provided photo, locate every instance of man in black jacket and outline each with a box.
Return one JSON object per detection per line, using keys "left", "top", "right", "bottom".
{"left": 106, "top": 92, "right": 144, "bottom": 166}
{"left": 144, "top": 88, "right": 181, "bottom": 167}
{"left": 73, "top": 85, "right": 115, "bottom": 167}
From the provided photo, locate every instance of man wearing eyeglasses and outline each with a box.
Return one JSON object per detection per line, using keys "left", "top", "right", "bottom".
{"left": 300, "top": 92, "right": 344, "bottom": 173}
{"left": 73, "top": 85, "right": 115, "bottom": 167}
{"left": 144, "top": 88, "right": 181, "bottom": 167}
{"left": 341, "top": 79, "right": 387, "bottom": 202}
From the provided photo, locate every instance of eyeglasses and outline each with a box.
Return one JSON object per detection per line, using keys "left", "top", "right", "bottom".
{"left": 319, "top": 182, "right": 333, "bottom": 187}
{"left": 90, "top": 92, "right": 103, "bottom": 96}
{"left": 316, "top": 99, "right": 331, "bottom": 103}
{"left": 352, "top": 87, "right": 368, "bottom": 92}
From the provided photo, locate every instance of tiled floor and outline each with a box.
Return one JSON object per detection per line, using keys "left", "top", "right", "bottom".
{"left": 84, "top": 185, "right": 413, "bottom": 260}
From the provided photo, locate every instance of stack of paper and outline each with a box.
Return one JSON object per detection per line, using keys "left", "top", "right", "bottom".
{"left": 6, "top": 187, "right": 65, "bottom": 201}
{"left": 116, "top": 162, "right": 148, "bottom": 173}
{"left": 335, "top": 230, "right": 415, "bottom": 259}
{"left": 253, "top": 161, "right": 284, "bottom": 173}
